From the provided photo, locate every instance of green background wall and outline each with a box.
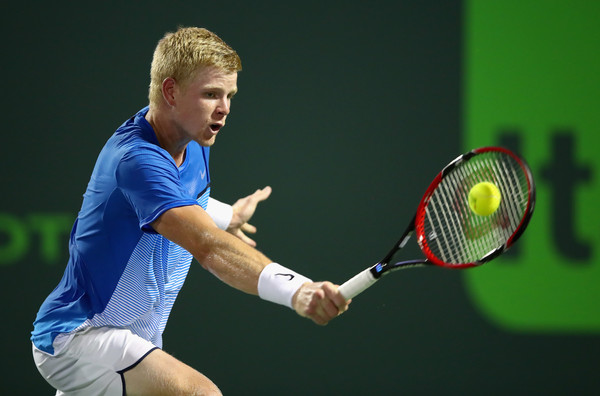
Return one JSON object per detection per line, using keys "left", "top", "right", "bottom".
{"left": 1, "top": 1, "right": 598, "bottom": 394}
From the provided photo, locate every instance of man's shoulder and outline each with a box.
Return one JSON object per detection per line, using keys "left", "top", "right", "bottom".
{"left": 107, "top": 109, "right": 169, "bottom": 162}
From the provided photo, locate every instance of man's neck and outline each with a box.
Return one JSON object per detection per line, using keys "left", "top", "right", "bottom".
{"left": 145, "top": 106, "right": 189, "bottom": 167}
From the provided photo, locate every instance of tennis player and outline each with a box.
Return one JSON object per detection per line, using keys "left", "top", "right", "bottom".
{"left": 31, "top": 27, "right": 350, "bottom": 395}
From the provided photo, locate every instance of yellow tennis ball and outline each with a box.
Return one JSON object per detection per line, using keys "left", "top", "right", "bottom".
{"left": 468, "top": 182, "right": 501, "bottom": 216}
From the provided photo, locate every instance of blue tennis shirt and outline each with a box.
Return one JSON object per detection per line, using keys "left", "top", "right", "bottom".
{"left": 31, "top": 107, "right": 210, "bottom": 354}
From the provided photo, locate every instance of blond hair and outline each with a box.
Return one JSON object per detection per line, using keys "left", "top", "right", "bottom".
{"left": 148, "top": 27, "right": 242, "bottom": 106}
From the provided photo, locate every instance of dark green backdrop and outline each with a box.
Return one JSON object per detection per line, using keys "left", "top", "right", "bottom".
{"left": 2, "top": 1, "right": 598, "bottom": 395}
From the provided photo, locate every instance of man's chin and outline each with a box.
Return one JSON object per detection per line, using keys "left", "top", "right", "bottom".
{"left": 197, "top": 136, "right": 216, "bottom": 147}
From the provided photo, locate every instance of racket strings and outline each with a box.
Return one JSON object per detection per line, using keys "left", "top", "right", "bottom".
{"left": 422, "top": 151, "right": 530, "bottom": 265}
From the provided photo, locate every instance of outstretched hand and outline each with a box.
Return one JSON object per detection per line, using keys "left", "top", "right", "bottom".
{"left": 227, "top": 186, "right": 272, "bottom": 247}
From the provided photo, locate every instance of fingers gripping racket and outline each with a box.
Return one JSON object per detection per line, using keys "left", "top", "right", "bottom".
{"left": 338, "top": 147, "right": 536, "bottom": 300}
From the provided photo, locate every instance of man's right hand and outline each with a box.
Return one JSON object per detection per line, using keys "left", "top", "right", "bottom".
{"left": 292, "top": 281, "right": 351, "bottom": 325}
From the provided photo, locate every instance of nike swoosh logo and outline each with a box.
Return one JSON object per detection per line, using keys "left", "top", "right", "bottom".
{"left": 275, "top": 273, "right": 295, "bottom": 281}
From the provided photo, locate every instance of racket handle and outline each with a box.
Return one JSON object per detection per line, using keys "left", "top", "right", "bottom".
{"left": 338, "top": 268, "right": 378, "bottom": 300}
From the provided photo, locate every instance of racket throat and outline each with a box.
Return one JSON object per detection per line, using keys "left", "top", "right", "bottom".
{"left": 370, "top": 262, "right": 387, "bottom": 279}
{"left": 380, "top": 227, "right": 415, "bottom": 266}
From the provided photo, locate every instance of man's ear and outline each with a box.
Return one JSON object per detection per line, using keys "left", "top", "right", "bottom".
{"left": 161, "top": 77, "right": 177, "bottom": 106}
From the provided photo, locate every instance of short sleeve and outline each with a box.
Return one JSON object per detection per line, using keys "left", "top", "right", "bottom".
{"left": 116, "top": 147, "right": 199, "bottom": 232}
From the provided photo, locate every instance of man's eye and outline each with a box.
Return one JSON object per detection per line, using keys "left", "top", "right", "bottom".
{"left": 206, "top": 92, "right": 216, "bottom": 98}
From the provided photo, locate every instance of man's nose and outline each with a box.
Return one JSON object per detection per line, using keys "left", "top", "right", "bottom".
{"left": 217, "top": 98, "right": 230, "bottom": 115}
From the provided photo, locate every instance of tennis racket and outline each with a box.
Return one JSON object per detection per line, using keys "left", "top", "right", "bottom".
{"left": 338, "top": 146, "right": 535, "bottom": 300}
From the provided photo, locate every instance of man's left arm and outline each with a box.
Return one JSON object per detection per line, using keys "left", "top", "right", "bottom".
{"left": 206, "top": 186, "right": 272, "bottom": 247}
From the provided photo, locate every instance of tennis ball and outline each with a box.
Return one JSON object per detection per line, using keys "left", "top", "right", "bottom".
{"left": 468, "top": 182, "right": 501, "bottom": 216}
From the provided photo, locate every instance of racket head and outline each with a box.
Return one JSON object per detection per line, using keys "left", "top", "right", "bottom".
{"left": 414, "top": 147, "right": 535, "bottom": 269}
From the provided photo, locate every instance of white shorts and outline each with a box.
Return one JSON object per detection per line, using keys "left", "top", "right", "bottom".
{"left": 32, "top": 327, "right": 158, "bottom": 396}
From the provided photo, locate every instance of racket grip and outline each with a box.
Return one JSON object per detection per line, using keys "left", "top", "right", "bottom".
{"left": 338, "top": 268, "right": 378, "bottom": 300}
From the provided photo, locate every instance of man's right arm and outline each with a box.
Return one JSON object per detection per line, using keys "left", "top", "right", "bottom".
{"left": 152, "top": 204, "right": 270, "bottom": 295}
{"left": 151, "top": 204, "right": 350, "bottom": 324}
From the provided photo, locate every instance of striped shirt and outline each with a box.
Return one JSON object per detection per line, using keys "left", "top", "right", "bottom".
{"left": 31, "top": 107, "right": 210, "bottom": 355}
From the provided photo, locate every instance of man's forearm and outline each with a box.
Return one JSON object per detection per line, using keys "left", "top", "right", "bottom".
{"left": 152, "top": 204, "right": 271, "bottom": 294}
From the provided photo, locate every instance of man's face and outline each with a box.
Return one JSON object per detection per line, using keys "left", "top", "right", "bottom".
{"left": 172, "top": 66, "right": 238, "bottom": 147}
